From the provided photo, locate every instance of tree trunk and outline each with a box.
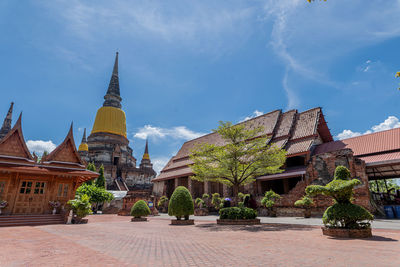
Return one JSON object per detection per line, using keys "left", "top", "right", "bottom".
{"left": 232, "top": 184, "right": 239, "bottom": 206}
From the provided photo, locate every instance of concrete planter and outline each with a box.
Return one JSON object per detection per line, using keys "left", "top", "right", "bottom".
{"left": 171, "top": 219, "right": 194, "bottom": 225}
{"left": 131, "top": 217, "right": 147, "bottom": 222}
{"left": 322, "top": 227, "right": 372, "bottom": 238}
{"left": 217, "top": 219, "right": 261, "bottom": 225}
{"left": 194, "top": 208, "right": 209, "bottom": 216}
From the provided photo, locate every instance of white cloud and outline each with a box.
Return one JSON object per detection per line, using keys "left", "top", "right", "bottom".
{"left": 152, "top": 156, "right": 170, "bottom": 174}
{"left": 134, "top": 125, "right": 205, "bottom": 141}
{"left": 263, "top": 0, "right": 400, "bottom": 108}
{"left": 40, "top": 0, "right": 257, "bottom": 52}
{"left": 26, "top": 140, "right": 57, "bottom": 155}
{"left": 336, "top": 116, "right": 400, "bottom": 140}
{"left": 240, "top": 110, "right": 264, "bottom": 122}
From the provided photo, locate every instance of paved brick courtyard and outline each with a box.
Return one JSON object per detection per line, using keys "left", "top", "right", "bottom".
{"left": 1, "top": 215, "right": 399, "bottom": 267}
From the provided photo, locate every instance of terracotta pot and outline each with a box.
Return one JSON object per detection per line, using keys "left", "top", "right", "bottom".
{"left": 304, "top": 208, "right": 311, "bottom": 218}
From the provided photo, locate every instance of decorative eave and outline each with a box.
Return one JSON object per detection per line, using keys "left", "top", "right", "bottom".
{"left": 0, "top": 113, "right": 34, "bottom": 161}
{"left": 42, "top": 123, "right": 85, "bottom": 167}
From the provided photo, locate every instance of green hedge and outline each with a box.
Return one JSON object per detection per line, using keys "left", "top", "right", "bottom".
{"left": 219, "top": 207, "right": 257, "bottom": 220}
{"left": 130, "top": 200, "right": 151, "bottom": 218}
{"left": 168, "top": 186, "right": 194, "bottom": 219}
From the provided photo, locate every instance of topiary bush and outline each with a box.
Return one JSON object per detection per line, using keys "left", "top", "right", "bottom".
{"left": 211, "top": 193, "right": 223, "bottom": 211}
{"left": 305, "top": 165, "right": 373, "bottom": 229}
{"left": 68, "top": 194, "right": 92, "bottom": 220}
{"left": 219, "top": 207, "right": 257, "bottom": 220}
{"left": 131, "top": 200, "right": 151, "bottom": 218}
{"left": 168, "top": 186, "right": 194, "bottom": 220}
{"left": 294, "top": 195, "right": 314, "bottom": 208}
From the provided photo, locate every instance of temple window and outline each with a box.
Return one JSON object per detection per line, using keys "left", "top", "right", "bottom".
{"left": 57, "top": 184, "right": 69, "bottom": 197}
{"left": 34, "top": 182, "right": 46, "bottom": 194}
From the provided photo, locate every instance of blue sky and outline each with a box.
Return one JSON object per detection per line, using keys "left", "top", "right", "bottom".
{"left": 1, "top": 0, "right": 400, "bottom": 173}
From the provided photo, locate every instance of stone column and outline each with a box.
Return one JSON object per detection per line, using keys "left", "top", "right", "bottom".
{"left": 203, "top": 181, "right": 210, "bottom": 195}
{"left": 188, "top": 177, "right": 192, "bottom": 194}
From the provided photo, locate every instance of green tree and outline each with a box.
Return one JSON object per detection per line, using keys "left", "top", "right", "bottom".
{"left": 168, "top": 186, "right": 194, "bottom": 220}
{"left": 189, "top": 121, "right": 286, "bottom": 198}
{"left": 76, "top": 184, "right": 114, "bottom": 208}
{"left": 85, "top": 162, "right": 97, "bottom": 185}
{"left": 95, "top": 164, "right": 106, "bottom": 189}
{"left": 68, "top": 194, "right": 92, "bottom": 219}
{"left": 369, "top": 179, "right": 400, "bottom": 193}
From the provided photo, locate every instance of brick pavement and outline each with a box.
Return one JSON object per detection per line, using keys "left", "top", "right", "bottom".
{"left": 1, "top": 215, "right": 399, "bottom": 267}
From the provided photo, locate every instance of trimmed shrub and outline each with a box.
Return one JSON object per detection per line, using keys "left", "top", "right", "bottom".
{"left": 195, "top": 198, "right": 205, "bottom": 208}
{"left": 261, "top": 190, "right": 281, "bottom": 208}
{"left": 294, "top": 195, "right": 314, "bottom": 208}
{"left": 131, "top": 200, "right": 151, "bottom": 218}
{"left": 168, "top": 186, "right": 194, "bottom": 220}
{"left": 219, "top": 207, "right": 257, "bottom": 220}
{"left": 211, "top": 193, "right": 222, "bottom": 210}
{"left": 306, "top": 165, "right": 373, "bottom": 229}
{"left": 158, "top": 196, "right": 168, "bottom": 207}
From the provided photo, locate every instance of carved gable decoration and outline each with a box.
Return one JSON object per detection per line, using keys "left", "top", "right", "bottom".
{"left": 43, "top": 124, "right": 84, "bottom": 166}
{"left": 0, "top": 114, "right": 33, "bottom": 160}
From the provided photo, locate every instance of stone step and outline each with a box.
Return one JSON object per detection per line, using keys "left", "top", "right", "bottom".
{"left": 0, "top": 214, "right": 64, "bottom": 227}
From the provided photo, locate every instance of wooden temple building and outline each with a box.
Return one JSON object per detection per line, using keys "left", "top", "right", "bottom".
{"left": 0, "top": 107, "right": 97, "bottom": 217}
{"left": 153, "top": 108, "right": 377, "bottom": 216}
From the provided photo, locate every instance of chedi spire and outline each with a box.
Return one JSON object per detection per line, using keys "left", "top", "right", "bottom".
{"left": 0, "top": 102, "right": 14, "bottom": 139}
{"left": 103, "top": 52, "right": 122, "bottom": 108}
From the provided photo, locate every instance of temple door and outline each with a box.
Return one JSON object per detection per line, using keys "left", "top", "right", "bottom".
{"left": 13, "top": 180, "right": 47, "bottom": 214}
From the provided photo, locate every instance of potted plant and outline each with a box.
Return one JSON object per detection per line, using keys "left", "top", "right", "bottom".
{"left": 211, "top": 193, "right": 222, "bottom": 212}
{"left": 0, "top": 200, "right": 7, "bottom": 215}
{"left": 261, "top": 190, "right": 281, "bottom": 217}
{"left": 157, "top": 196, "right": 168, "bottom": 213}
{"left": 49, "top": 200, "right": 61, "bottom": 215}
{"left": 168, "top": 186, "right": 194, "bottom": 225}
{"left": 306, "top": 166, "right": 374, "bottom": 238}
{"left": 194, "top": 197, "right": 209, "bottom": 216}
{"left": 67, "top": 194, "right": 92, "bottom": 224}
{"left": 202, "top": 193, "right": 210, "bottom": 209}
{"left": 130, "top": 200, "right": 151, "bottom": 221}
{"left": 217, "top": 207, "right": 260, "bottom": 225}
{"left": 294, "top": 195, "right": 314, "bottom": 218}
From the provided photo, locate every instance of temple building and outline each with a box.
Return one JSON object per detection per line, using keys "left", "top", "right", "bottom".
{"left": 0, "top": 107, "right": 97, "bottom": 218}
{"left": 152, "top": 108, "right": 375, "bottom": 216}
{"left": 78, "top": 53, "right": 156, "bottom": 191}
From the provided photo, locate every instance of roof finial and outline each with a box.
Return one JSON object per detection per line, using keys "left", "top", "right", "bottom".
{"left": 0, "top": 102, "right": 14, "bottom": 139}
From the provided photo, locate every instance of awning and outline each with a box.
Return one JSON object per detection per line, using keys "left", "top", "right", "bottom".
{"left": 256, "top": 167, "right": 306, "bottom": 181}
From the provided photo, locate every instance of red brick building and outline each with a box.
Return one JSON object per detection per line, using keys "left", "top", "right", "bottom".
{"left": 152, "top": 107, "right": 387, "bottom": 215}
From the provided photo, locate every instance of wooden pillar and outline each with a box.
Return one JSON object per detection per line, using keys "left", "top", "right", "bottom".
{"left": 223, "top": 184, "right": 230, "bottom": 197}
{"left": 174, "top": 178, "right": 179, "bottom": 189}
{"left": 283, "top": 179, "right": 289, "bottom": 194}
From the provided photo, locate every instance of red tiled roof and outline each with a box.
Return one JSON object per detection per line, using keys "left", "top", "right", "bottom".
{"left": 358, "top": 151, "right": 400, "bottom": 165}
{"left": 286, "top": 138, "right": 314, "bottom": 155}
{"left": 315, "top": 127, "right": 400, "bottom": 157}
{"left": 152, "top": 166, "right": 193, "bottom": 182}
{"left": 290, "top": 108, "right": 319, "bottom": 140}
{"left": 341, "top": 127, "right": 400, "bottom": 156}
{"left": 155, "top": 107, "right": 332, "bottom": 182}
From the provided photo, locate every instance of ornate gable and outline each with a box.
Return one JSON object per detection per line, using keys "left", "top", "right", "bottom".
{"left": 0, "top": 114, "right": 33, "bottom": 160}
{"left": 43, "top": 124, "right": 84, "bottom": 166}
